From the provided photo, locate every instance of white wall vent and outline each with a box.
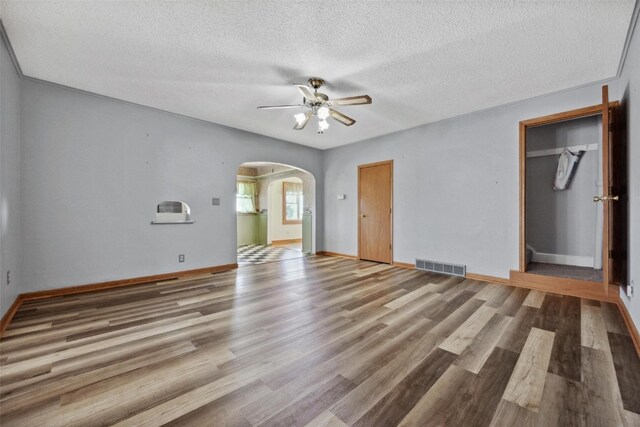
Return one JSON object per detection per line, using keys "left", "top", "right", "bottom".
{"left": 415, "top": 259, "right": 466, "bottom": 277}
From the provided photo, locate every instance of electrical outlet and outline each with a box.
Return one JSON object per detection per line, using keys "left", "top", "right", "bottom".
{"left": 628, "top": 280, "right": 635, "bottom": 298}
{"left": 178, "top": 254, "right": 185, "bottom": 263}
{"left": 212, "top": 198, "right": 220, "bottom": 206}
{"left": 6, "top": 270, "right": 10, "bottom": 286}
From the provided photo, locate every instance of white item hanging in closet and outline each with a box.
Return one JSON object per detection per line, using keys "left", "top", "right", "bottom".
{"left": 553, "top": 148, "right": 584, "bottom": 191}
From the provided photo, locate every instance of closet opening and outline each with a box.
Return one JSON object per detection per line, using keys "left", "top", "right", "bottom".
{"left": 525, "top": 115, "right": 603, "bottom": 282}
{"left": 514, "top": 85, "right": 628, "bottom": 299}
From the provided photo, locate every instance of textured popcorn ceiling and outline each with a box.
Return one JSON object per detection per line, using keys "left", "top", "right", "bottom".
{"left": 0, "top": 1, "right": 635, "bottom": 149}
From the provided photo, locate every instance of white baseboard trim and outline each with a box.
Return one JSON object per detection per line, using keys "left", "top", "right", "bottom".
{"left": 532, "top": 252, "right": 594, "bottom": 268}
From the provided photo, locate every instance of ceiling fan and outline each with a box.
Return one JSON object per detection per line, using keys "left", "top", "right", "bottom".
{"left": 257, "top": 77, "right": 372, "bottom": 134}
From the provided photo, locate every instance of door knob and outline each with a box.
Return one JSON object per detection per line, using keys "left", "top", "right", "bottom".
{"left": 593, "top": 195, "right": 619, "bottom": 202}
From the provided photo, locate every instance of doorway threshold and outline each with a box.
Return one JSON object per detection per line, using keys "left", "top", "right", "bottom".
{"left": 509, "top": 270, "right": 618, "bottom": 302}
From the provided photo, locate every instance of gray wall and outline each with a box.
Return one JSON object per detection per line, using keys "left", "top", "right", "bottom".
{"left": 323, "top": 80, "right": 616, "bottom": 278}
{"left": 619, "top": 13, "right": 640, "bottom": 333}
{"left": 0, "top": 36, "right": 22, "bottom": 317}
{"left": 19, "top": 78, "right": 324, "bottom": 295}
{"left": 525, "top": 116, "right": 600, "bottom": 263}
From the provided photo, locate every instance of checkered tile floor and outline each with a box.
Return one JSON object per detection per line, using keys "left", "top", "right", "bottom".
{"left": 237, "top": 244, "right": 306, "bottom": 266}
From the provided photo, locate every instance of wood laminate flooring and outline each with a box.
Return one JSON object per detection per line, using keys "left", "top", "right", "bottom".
{"left": 1, "top": 256, "right": 639, "bottom": 426}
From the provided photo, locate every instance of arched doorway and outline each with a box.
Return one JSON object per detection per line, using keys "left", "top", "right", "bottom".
{"left": 235, "top": 161, "right": 315, "bottom": 266}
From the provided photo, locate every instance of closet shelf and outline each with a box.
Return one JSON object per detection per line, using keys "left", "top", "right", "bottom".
{"left": 526, "top": 143, "right": 598, "bottom": 158}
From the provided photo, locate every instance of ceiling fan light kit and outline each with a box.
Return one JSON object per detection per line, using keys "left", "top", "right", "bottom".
{"left": 257, "top": 77, "right": 372, "bottom": 134}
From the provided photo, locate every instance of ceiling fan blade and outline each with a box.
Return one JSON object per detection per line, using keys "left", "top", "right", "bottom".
{"left": 293, "top": 111, "right": 313, "bottom": 130}
{"left": 328, "top": 95, "right": 372, "bottom": 106}
{"left": 257, "top": 104, "right": 303, "bottom": 110}
{"left": 329, "top": 109, "right": 356, "bottom": 126}
{"left": 295, "top": 84, "right": 317, "bottom": 101}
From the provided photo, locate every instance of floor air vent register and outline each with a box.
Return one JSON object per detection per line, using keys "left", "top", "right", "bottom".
{"left": 415, "top": 259, "right": 466, "bottom": 277}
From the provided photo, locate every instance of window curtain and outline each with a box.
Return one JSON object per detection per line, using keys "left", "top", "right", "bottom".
{"left": 284, "top": 182, "right": 303, "bottom": 194}
{"left": 236, "top": 181, "right": 257, "bottom": 213}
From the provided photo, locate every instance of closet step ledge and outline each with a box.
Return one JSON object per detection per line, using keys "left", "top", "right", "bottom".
{"left": 509, "top": 270, "right": 618, "bottom": 302}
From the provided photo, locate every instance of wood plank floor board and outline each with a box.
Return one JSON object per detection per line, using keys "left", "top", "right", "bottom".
{"left": 383, "top": 285, "right": 433, "bottom": 310}
{"left": 454, "top": 313, "right": 512, "bottom": 374}
{"left": 502, "top": 327, "right": 555, "bottom": 412}
{"left": 535, "top": 372, "right": 585, "bottom": 427}
{"left": 581, "top": 346, "right": 625, "bottom": 426}
{"left": 259, "top": 375, "right": 356, "bottom": 427}
{"left": 351, "top": 348, "right": 457, "bottom": 427}
{"left": 337, "top": 317, "right": 434, "bottom": 386}
{"left": 1, "top": 322, "right": 53, "bottom": 338}
{"left": 489, "top": 399, "right": 536, "bottom": 427}
{"left": 395, "top": 364, "right": 476, "bottom": 427}
{"left": 112, "top": 348, "right": 305, "bottom": 427}
{"left": 166, "top": 381, "right": 264, "bottom": 426}
{"left": 473, "top": 282, "right": 512, "bottom": 308}
{"left": 547, "top": 296, "right": 582, "bottom": 382}
{"left": 241, "top": 368, "right": 344, "bottom": 426}
{"left": 0, "top": 256, "right": 638, "bottom": 426}
{"left": 601, "top": 302, "right": 630, "bottom": 335}
{"left": 423, "top": 290, "right": 476, "bottom": 322}
{"left": 429, "top": 275, "right": 466, "bottom": 295}
{"left": 0, "top": 341, "right": 198, "bottom": 414}
{"left": 497, "top": 287, "right": 530, "bottom": 317}
{"left": 304, "top": 410, "right": 348, "bottom": 427}
{"left": 532, "top": 294, "right": 562, "bottom": 332}
{"left": 395, "top": 276, "right": 442, "bottom": 293}
{"left": 497, "top": 305, "right": 539, "bottom": 354}
{"left": 438, "top": 278, "right": 482, "bottom": 302}
{"left": 378, "top": 291, "right": 441, "bottom": 326}
{"left": 438, "top": 305, "right": 497, "bottom": 355}
{"left": 623, "top": 409, "right": 640, "bottom": 427}
{"left": 331, "top": 332, "right": 443, "bottom": 424}
{"left": 483, "top": 285, "right": 515, "bottom": 309}
{"left": 242, "top": 318, "right": 434, "bottom": 425}
{"left": 608, "top": 331, "right": 640, "bottom": 414}
{"left": 522, "top": 290, "right": 546, "bottom": 308}
{"left": 427, "top": 297, "right": 486, "bottom": 339}
{"left": 440, "top": 346, "right": 520, "bottom": 427}
{"left": 581, "top": 304, "right": 610, "bottom": 351}
{"left": 1, "top": 325, "right": 215, "bottom": 398}
{"left": 260, "top": 322, "right": 386, "bottom": 391}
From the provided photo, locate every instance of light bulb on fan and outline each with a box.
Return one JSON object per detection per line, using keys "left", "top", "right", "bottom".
{"left": 294, "top": 113, "right": 307, "bottom": 125}
{"left": 318, "top": 119, "right": 330, "bottom": 133}
{"left": 317, "top": 106, "right": 330, "bottom": 120}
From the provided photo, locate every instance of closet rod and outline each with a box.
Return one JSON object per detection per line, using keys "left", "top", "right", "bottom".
{"left": 526, "top": 143, "right": 598, "bottom": 158}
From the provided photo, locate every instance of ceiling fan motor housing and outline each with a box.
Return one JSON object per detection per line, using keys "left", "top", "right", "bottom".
{"left": 308, "top": 77, "right": 325, "bottom": 89}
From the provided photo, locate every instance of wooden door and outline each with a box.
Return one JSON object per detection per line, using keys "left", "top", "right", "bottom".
{"left": 604, "top": 87, "right": 628, "bottom": 286}
{"left": 358, "top": 161, "right": 393, "bottom": 263}
{"left": 602, "top": 85, "right": 611, "bottom": 285}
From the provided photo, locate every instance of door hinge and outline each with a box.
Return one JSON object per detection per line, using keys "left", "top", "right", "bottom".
{"left": 609, "top": 123, "right": 614, "bottom": 132}
{"left": 609, "top": 249, "right": 615, "bottom": 259}
{"left": 390, "top": 244, "right": 392, "bottom": 250}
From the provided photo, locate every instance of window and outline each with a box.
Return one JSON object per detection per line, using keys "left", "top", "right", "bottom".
{"left": 236, "top": 181, "right": 257, "bottom": 213}
{"left": 283, "top": 181, "right": 303, "bottom": 224}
